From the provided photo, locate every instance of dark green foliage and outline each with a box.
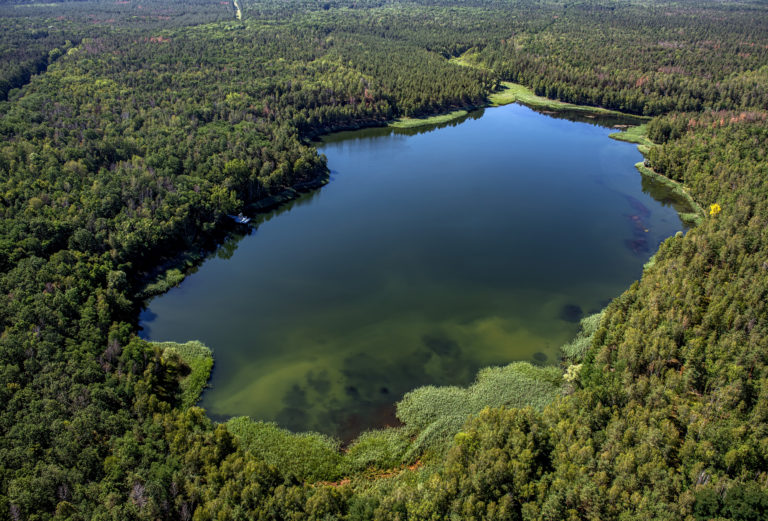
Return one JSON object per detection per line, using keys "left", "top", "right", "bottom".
{"left": 1, "top": 1, "right": 768, "bottom": 519}
{"left": 466, "top": 3, "right": 768, "bottom": 115}
{"left": 694, "top": 483, "right": 768, "bottom": 521}
{"left": 571, "top": 112, "right": 768, "bottom": 519}
{"left": 374, "top": 407, "right": 553, "bottom": 520}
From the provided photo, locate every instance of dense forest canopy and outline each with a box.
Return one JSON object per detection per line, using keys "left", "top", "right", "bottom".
{"left": 1, "top": 0, "right": 767, "bottom": 519}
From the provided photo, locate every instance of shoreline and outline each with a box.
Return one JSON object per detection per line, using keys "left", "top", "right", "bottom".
{"left": 134, "top": 170, "right": 331, "bottom": 303}
{"left": 388, "top": 109, "right": 470, "bottom": 128}
{"left": 634, "top": 161, "right": 704, "bottom": 226}
{"left": 135, "top": 82, "right": 649, "bottom": 302}
{"left": 489, "top": 81, "right": 649, "bottom": 122}
{"left": 382, "top": 81, "right": 648, "bottom": 132}
{"left": 137, "top": 83, "right": 700, "bottom": 454}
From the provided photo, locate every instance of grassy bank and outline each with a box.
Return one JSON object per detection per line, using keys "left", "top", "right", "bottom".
{"left": 226, "top": 417, "right": 413, "bottom": 481}
{"left": 137, "top": 266, "right": 188, "bottom": 300}
{"left": 227, "top": 418, "right": 345, "bottom": 481}
{"left": 452, "top": 53, "right": 648, "bottom": 121}
{"left": 489, "top": 81, "right": 639, "bottom": 119}
{"left": 608, "top": 123, "right": 702, "bottom": 227}
{"left": 635, "top": 161, "right": 704, "bottom": 226}
{"left": 609, "top": 123, "right": 653, "bottom": 148}
{"left": 560, "top": 311, "right": 604, "bottom": 363}
{"left": 396, "top": 362, "right": 563, "bottom": 460}
{"left": 389, "top": 109, "right": 468, "bottom": 128}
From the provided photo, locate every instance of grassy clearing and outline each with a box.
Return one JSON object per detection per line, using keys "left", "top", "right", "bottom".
{"left": 452, "top": 52, "right": 642, "bottom": 119}
{"left": 635, "top": 161, "right": 704, "bottom": 226}
{"left": 155, "top": 340, "right": 213, "bottom": 408}
{"left": 396, "top": 362, "right": 563, "bottom": 458}
{"left": 609, "top": 123, "right": 653, "bottom": 147}
{"left": 448, "top": 53, "right": 489, "bottom": 70}
{"left": 389, "top": 109, "right": 468, "bottom": 128}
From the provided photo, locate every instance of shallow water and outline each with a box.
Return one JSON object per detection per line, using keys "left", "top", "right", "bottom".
{"left": 140, "top": 104, "right": 685, "bottom": 440}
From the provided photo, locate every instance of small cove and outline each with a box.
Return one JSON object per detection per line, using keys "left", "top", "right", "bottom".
{"left": 140, "top": 103, "right": 687, "bottom": 440}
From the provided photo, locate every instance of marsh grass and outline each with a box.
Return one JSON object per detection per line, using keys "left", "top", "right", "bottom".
{"left": 227, "top": 417, "right": 344, "bottom": 481}
{"left": 223, "top": 318, "right": 616, "bottom": 480}
{"left": 396, "top": 362, "right": 562, "bottom": 458}
{"left": 225, "top": 363, "right": 564, "bottom": 478}
{"left": 226, "top": 420, "right": 412, "bottom": 480}
{"left": 560, "top": 311, "right": 604, "bottom": 363}
{"left": 389, "top": 109, "right": 468, "bottom": 128}
{"left": 155, "top": 340, "right": 213, "bottom": 408}
{"left": 609, "top": 123, "right": 653, "bottom": 147}
{"left": 343, "top": 427, "right": 412, "bottom": 473}
{"left": 138, "top": 267, "right": 186, "bottom": 299}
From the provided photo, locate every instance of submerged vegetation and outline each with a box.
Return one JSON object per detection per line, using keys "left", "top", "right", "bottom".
{"left": 223, "top": 361, "right": 563, "bottom": 482}
{"left": 1, "top": 0, "right": 767, "bottom": 519}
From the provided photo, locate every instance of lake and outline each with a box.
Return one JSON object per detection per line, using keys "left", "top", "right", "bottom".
{"left": 140, "top": 104, "right": 686, "bottom": 440}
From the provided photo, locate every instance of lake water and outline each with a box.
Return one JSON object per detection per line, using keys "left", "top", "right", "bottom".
{"left": 140, "top": 104, "right": 686, "bottom": 440}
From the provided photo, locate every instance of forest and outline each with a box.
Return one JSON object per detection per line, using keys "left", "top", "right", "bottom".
{"left": 0, "top": 0, "right": 767, "bottom": 519}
